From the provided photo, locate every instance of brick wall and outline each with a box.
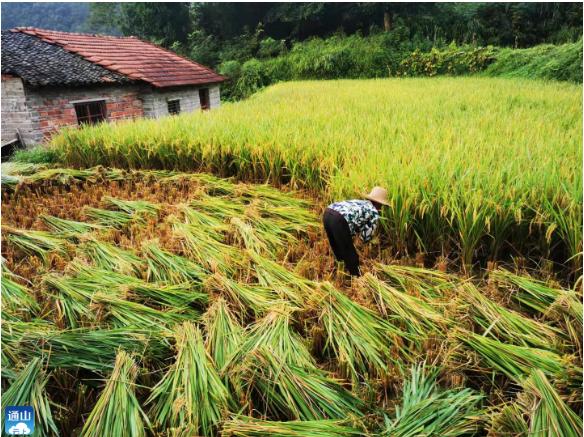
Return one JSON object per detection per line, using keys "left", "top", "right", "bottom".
{"left": 1, "top": 75, "right": 36, "bottom": 145}
{"left": 23, "top": 84, "right": 145, "bottom": 143}
{"left": 142, "top": 84, "right": 221, "bottom": 118}
{"left": 1, "top": 80, "right": 222, "bottom": 145}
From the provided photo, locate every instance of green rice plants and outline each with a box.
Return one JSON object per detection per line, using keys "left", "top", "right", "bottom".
{"left": 232, "top": 347, "right": 364, "bottom": 420}
{"left": 178, "top": 204, "right": 229, "bottom": 231}
{"left": 189, "top": 195, "right": 246, "bottom": 221}
{"left": 224, "top": 305, "right": 314, "bottom": 371}
{"left": 142, "top": 241, "right": 206, "bottom": 284}
{"left": 1, "top": 357, "right": 60, "bottom": 437}
{"left": 230, "top": 217, "right": 272, "bottom": 255}
{"left": 173, "top": 221, "right": 242, "bottom": 275}
{"left": 375, "top": 264, "right": 458, "bottom": 299}
{"left": 40, "top": 214, "right": 104, "bottom": 235}
{"left": 79, "top": 238, "right": 144, "bottom": 276}
{"left": 3, "top": 226, "right": 68, "bottom": 263}
{"left": 203, "top": 298, "right": 244, "bottom": 370}
{"left": 147, "top": 322, "right": 230, "bottom": 436}
{"left": 128, "top": 281, "right": 208, "bottom": 309}
{"left": 221, "top": 416, "right": 363, "bottom": 436}
{"left": 362, "top": 273, "right": 449, "bottom": 339}
{"left": 491, "top": 268, "right": 583, "bottom": 324}
{"left": 80, "top": 350, "right": 150, "bottom": 437}
{"left": 461, "top": 282, "right": 562, "bottom": 350}
{"left": 43, "top": 273, "right": 102, "bottom": 327}
{"left": 256, "top": 203, "right": 318, "bottom": 233}
{"left": 380, "top": 362, "right": 483, "bottom": 436}
{"left": 248, "top": 251, "right": 313, "bottom": 303}
{"left": 103, "top": 196, "right": 160, "bottom": 217}
{"left": 488, "top": 403, "right": 529, "bottom": 436}
{"left": 204, "top": 273, "right": 283, "bottom": 316}
{"left": 83, "top": 206, "right": 138, "bottom": 228}
{"left": 1, "top": 265, "right": 39, "bottom": 315}
{"left": 313, "top": 282, "right": 407, "bottom": 381}
{"left": 522, "top": 369, "right": 582, "bottom": 437}
{"left": 6, "top": 323, "right": 168, "bottom": 372}
{"left": 455, "top": 329, "right": 571, "bottom": 383}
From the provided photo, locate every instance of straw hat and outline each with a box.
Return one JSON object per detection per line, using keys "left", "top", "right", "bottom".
{"left": 364, "top": 186, "right": 389, "bottom": 206}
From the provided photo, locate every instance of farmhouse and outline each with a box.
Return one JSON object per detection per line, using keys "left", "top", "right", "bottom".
{"left": 1, "top": 27, "right": 224, "bottom": 146}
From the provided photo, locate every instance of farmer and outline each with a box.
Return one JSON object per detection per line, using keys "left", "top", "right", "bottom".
{"left": 323, "top": 186, "right": 389, "bottom": 277}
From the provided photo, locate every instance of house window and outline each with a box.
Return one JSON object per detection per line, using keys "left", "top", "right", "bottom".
{"left": 199, "top": 88, "right": 210, "bottom": 110}
{"left": 74, "top": 100, "right": 107, "bottom": 125}
{"left": 167, "top": 99, "right": 181, "bottom": 115}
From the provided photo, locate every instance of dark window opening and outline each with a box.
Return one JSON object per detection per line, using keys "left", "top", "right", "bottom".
{"left": 74, "top": 100, "right": 106, "bottom": 125}
{"left": 199, "top": 88, "right": 210, "bottom": 110}
{"left": 167, "top": 99, "right": 181, "bottom": 115}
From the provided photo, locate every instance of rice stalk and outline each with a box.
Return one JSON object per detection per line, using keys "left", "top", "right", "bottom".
{"left": 522, "top": 369, "right": 582, "bottom": 437}
{"left": 1, "top": 357, "right": 60, "bottom": 437}
{"left": 249, "top": 251, "right": 313, "bottom": 303}
{"left": 173, "top": 221, "right": 242, "bottom": 275}
{"left": 79, "top": 238, "right": 144, "bottom": 276}
{"left": 233, "top": 347, "right": 364, "bottom": 420}
{"left": 83, "top": 206, "right": 139, "bottom": 228}
{"left": 314, "top": 282, "right": 407, "bottom": 381}
{"left": 3, "top": 322, "right": 167, "bottom": 372}
{"left": 147, "top": 322, "right": 230, "bottom": 436}
{"left": 230, "top": 217, "right": 272, "bottom": 255}
{"left": 488, "top": 403, "right": 529, "bottom": 436}
{"left": 375, "top": 263, "right": 458, "bottom": 299}
{"left": 142, "top": 241, "right": 206, "bottom": 284}
{"left": 461, "top": 282, "right": 563, "bottom": 351}
{"left": 189, "top": 195, "right": 246, "bottom": 220}
{"left": 40, "top": 214, "right": 104, "bottom": 235}
{"left": 204, "top": 273, "right": 283, "bottom": 316}
{"left": 362, "top": 273, "right": 449, "bottom": 339}
{"left": 491, "top": 269, "right": 583, "bottom": 324}
{"left": 178, "top": 203, "right": 228, "bottom": 231}
{"left": 103, "top": 196, "right": 160, "bottom": 217}
{"left": 224, "top": 304, "right": 314, "bottom": 372}
{"left": 380, "top": 362, "right": 483, "bottom": 436}
{"left": 80, "top": 350, "right": 150, "bottom": 437}
{"left": 1, "top": 265, "right": 39, "bottom": 314}
{"left": 3, "top": 225, "right": 68, "bottom": 263}
{"left": 203, "top": 298, "right": 244, "bottom": 370}
{"left": 455, "top": 329, "right": 572, "bottom": 383}
{"left": 221, "top": 416, "right": 362, "bottom": 437}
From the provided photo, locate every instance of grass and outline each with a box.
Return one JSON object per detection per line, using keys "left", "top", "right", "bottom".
{"left": 51, "top": 78, "right": 582, "bottom": 268}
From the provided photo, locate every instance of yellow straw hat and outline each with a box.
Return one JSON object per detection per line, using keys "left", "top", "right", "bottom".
{"left": 364, "top": 186, "right": 389, "bottom": 206}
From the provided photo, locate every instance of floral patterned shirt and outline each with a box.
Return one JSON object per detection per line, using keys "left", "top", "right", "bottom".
{"left": 328, "top": 199, "right": 380, "bottom": 243}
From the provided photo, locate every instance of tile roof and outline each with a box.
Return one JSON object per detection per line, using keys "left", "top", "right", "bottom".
{"left": 1, "top": 30, "right": 130, "bottom": 86}
{"left": 10, "top": 27, "right": 225, "bottom": 88}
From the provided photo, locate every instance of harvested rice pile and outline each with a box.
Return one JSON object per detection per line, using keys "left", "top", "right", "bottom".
{"left": 1, "top": 164, "right": 582, "bottom": 436}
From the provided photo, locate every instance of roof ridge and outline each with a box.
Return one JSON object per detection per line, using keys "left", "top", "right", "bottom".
{"left": 12, "top": 27, "right": 137, "bottom": 40}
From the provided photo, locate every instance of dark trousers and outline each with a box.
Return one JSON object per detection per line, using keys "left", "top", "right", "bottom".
{"left": 323, "top": 208, "right": 360, "bottom": 276}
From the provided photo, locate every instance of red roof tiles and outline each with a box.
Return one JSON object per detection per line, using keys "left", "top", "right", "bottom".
{"left": 13, "top": 27, "right": 225, "bottom": 88}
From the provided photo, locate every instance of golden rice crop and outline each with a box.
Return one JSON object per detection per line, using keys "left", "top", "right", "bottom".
{"left": 51, "top": 78, "right": 582, "bottom": 269}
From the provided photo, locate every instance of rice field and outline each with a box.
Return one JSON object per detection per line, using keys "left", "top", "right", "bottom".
{"left": 1, "top": 164, "right": 582, "bottom": 436}
{"left": 50, "top": 78, "right": 583, "bottom": 271}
